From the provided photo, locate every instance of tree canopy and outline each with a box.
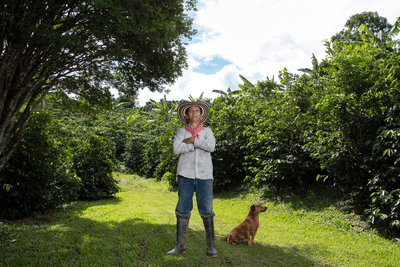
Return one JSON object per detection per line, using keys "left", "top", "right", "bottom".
{"left": 0, "top": 0, "right": 197, "bottom": 170}
{"left": 331, "top": 11, "right": 392, "bottom": 44}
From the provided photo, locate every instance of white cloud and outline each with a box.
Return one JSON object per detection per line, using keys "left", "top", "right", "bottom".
{"left": 137, "top": 0, "right": 400, "bottom": 106}
{"left": 138, "top": 63, "right": 242, "bottom": 105}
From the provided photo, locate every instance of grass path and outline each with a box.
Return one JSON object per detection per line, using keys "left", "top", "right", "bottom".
{"left": 1, "top": 173, "right": 400, "bottom": 266}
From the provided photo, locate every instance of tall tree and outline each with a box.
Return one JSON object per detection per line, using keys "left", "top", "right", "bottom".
{"left": 212, "top": 87, "right": 240, "bottom": 96}
{"left": 298, "top": 53, "right": 328, "bottom": 79}
{"left": 359, "top": 17, "right": 400, "bottom": 49}
{"left": 144, "top": 95, "right": 177, "bottom": 125}
{"left": 331, "top": 11, "right": 392, "bottom": 44}
{"left": 0, "top": 0, "right": 197, "bottom": 171}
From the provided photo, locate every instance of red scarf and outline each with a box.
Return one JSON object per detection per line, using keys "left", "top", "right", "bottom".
{"left": 185, "top": 123, "right": 204, "bottom": 139}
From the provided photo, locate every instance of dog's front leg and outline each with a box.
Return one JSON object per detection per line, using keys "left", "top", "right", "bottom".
{"left": 251, "top": 231, "right": 257, "bottom": 244}
{"left": 245, "top": 232, "right": 253, "bottom": 246}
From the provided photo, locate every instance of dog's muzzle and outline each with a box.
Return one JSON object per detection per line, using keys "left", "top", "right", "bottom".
{"left": 261, "top": 206, "right": 268, "bottom": 212}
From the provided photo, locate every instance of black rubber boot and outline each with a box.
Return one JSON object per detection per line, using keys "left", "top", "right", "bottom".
{"left": 203, "top": 217, "right": 219, "bottom": 257}
{"left": 167, "top": 218, "right": 189, "bottom": 256}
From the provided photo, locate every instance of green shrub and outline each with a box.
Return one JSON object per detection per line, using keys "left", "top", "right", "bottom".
{"left": 123, "top": 134, "right": 146, "bottom": 175}
{"left": 303, "top": 42, "right": 400, "bottom": 228}
{"left": 210, "top": 93, "right": 255, "bottom": 188}
{"left": 0, "top": 111, "right": 82, "bottom": 219}
{"left": 161, "top": 171, "right": 176, "bottom": 188}
{"left": 244, "top": 92, "right": 318, "bottom": 185}
{"left": 152, "top": 124, "right": 179, "bottom": 181}
{"left": 139, "top": 110, "right": 180, "bottom": 181}
{"left": 363, "top": 53, "right": 400, "bottom": 228}
{"left": 71, "top": 135, "right": 119, "bottom": 200}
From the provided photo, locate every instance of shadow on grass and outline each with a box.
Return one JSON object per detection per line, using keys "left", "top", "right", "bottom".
{"left": 215, "top": 180, "right": 400, "bottom": 240}
{"left": 215, "top": 180, "right": 352, "bottom": 213}
{"left": 1, "top": 201, "right": 331, "bottom": 267}
{"left": 267, "top": 182, "right": 346, "bottom": 212}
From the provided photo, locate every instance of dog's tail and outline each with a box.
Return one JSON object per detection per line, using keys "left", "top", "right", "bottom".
{"left": 214, "top": 235, "right": 228, "bottom": 241}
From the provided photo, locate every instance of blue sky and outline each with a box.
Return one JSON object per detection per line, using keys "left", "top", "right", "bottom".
{"left": 135, "top": 0, "right": 400, "bottom": 106}
{"left": 193, "top": 56, "right": 231, "bottom": 75}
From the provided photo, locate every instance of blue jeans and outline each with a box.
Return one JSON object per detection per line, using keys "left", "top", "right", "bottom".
{"left": 175, "top": 176, "right": 215, "bottom": 219}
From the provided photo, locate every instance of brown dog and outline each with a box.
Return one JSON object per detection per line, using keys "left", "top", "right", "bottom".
{"left": 216, "top": 204, "right": 267, "bottom": 246}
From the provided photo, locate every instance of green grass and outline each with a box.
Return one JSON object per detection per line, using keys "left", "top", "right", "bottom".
{"left": 1, "top": 173, "right": 399, "bottom": 266}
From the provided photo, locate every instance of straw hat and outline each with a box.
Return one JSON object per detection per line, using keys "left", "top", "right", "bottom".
{"left": 177, "top": 101, "right": 210, "bottom": 124}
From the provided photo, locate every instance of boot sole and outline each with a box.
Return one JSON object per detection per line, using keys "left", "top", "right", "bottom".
{"left": 167, "top": 250, "right": 186, "bottom": 256}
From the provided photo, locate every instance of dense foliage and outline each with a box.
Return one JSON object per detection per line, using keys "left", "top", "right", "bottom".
{"left": 0, "top": 108, "right": 131, "bottom": 219}
{"left": 331, "top": 12, "right": 392, "bottom": 44}
{"left": 0, "top": 0, "right": 197, "bottom": 172}
{"left": 71, "top": 135, "right": 119, "bottom": 200}
{"left": 315, "top": 42, "right": 400, "bottom": 228}
{"left": 0, "top": 112, "right": 82, "bottom": 219}
{"left": 1, "top": 12, "right": 399, "bottom": 231}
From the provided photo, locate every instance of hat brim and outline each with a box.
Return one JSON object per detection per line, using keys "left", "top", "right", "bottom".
{"left": 177, "top": 101, "right": 210, "bottom": 124}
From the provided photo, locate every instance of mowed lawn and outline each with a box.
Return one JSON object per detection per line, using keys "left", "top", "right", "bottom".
{"left": 1, "top": 173, "right": 399, "bottom": 266}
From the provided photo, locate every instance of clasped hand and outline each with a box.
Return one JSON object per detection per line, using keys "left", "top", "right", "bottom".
{"left": 182, "top": 137, "right": 194, "bottom": 144}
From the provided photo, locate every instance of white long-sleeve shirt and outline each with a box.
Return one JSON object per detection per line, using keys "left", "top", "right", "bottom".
{"left": 173, "top": 126, "right": 215, "bottom": 180}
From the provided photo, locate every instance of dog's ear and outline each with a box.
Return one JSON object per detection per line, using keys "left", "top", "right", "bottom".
{"left": 251, "top": 204, "right": 255, "bottom": 211}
